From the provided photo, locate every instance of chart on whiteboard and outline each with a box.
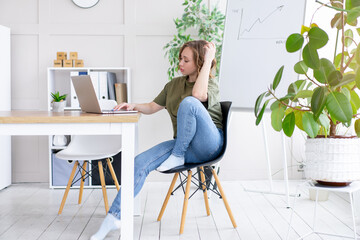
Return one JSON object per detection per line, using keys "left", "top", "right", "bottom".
{"left": 219, "top": 0, "right": 306, "bottom": 108}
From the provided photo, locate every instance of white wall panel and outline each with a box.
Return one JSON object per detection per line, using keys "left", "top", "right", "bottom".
{"left": 136, "top": 0, "right": 183, "bottom": 25}
{"left": 133, "top": 36, "right": 170, "bottom": 102}
{"left": 11, "top": 35, "right": 39, "bottom": 110}
{"left": 50, "top": 0, "right": 124, "bottom": 24}
{"left": 0, "top": 0, "right": 38, "bottom": 24}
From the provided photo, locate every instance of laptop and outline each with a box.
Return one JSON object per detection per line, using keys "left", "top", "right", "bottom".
{"left": 71, "top": 75, "right": 137, "bottom": 114}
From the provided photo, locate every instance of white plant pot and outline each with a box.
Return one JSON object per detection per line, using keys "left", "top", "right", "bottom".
{"left": 52, "top": 101, "right": 66, "bottom": 112}
{"left": 305, "top": 137, "right": 360, "bottom": 183}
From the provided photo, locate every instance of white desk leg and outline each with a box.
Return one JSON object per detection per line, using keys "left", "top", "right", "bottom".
{"left": 121, "top": 123, "right": 135, "bottom": 240}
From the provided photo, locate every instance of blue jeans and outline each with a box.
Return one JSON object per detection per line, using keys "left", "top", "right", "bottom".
{"left": 108, "top": 96, "right": 223, "bottom": 219}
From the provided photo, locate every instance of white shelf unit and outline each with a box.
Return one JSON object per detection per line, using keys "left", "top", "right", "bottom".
{"left": 47, "top": 67, "right": 131, "bottom": 188}
{"left": 0, "top": 25, "right": 11, "bottom": 191}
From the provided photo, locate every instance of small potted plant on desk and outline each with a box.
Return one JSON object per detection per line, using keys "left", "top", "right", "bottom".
{"left": 255, "top": 0, "right": 360, "bottom": 186}
{"left": 51, "top": 91, "right": 67, "bottom": 112}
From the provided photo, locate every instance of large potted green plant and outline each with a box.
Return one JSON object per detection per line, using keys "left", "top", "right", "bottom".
{"left": 164, "top": 0, "right": 225, "bottom": 80}
{"left": 255, "top": 0, "right": 360, "bottom": 184}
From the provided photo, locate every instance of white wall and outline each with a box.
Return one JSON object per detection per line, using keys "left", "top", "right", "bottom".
{"left": 0, "top": 0, "right": 324, "bottom": 183}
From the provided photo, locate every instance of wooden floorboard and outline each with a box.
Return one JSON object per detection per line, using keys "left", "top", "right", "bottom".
{"left": 1, "top": 181, "right": 360, "bottom": 240}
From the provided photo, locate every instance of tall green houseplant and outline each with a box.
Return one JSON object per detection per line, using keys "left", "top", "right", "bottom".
{"left": 255, "top": 0, "right": 360, "bottom": 138}
{"left": 164, "top": 0, "right": 225, "bottom": 80}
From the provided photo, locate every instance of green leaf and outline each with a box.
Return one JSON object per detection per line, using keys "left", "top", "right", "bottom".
{"left": 346, "top": 0, "right": 360, "bottom": 10}
{"left": 327, "top": 70, "right": 343, "bottom": 86}
{"left": 286, "top": 33, "right": 304, "bottom": 53}
{"left": 347, "top": 6, "right": 360, "bottom": 23}
{"left": 282, "top": 112, "right": 295, "bottom": 137}
{"left": 355, "top": 118, "right": 360, "bottom": 137}
{"left": 351, "top": 90, "right": 360, "bottom": 109}
{"left": 308, "top": 27, "right": 329, "bottom": 49}
{"left": 341, "top": 87, "right": 351, "bottom": 101}
{"left": 270, "top": 100, "right": 286, "bottom": 111}
{"left": 302, "top": 44, "right": 320, "bottom": 69}
{"left": 313, "top": 58, "right": 336, "bottom": 84}
{"left": 318, "top": 113, "right": 330, "bottom": 134}
{"left": 334, "top": 72, "right": 356, "bottom": 88}
{"left": 311, "top": 86, "right": 328, "bottom": 120}
{"left": 293, "top": 90, "right": 313, "bottom": 100}
{"left": 271, "top": 106, "right": 285, "bottom": 131}
{"left": 331, "top": 13, "right": 343, "bottom": 30}
{"left": 302, "top": 112, "right": 320, "bottom": 138}
{"left": 272, "top": 66, "right": 284, "bottom": 91}
{"left": 255, "top": 92, "right": 267, "bottom": 117}
{"left": 326, "top": 92, "right": 353, "bottom": 123}
{"left": 256, "top": 100, "right": 269, "bottom": 126}
{"left": 356, "top": 68, "right": 360, "bottom": 89}
{"left": 294, "top": 109, "right": 304, "bottom": 130}
{"left": 294, "top": 61, "right": 308, "bottom": 74}
{"left": 356, "top": 42, "right": 360, "bottom": 64}
{"left": 344, "top": 29, "right": 354, "bottom": 47}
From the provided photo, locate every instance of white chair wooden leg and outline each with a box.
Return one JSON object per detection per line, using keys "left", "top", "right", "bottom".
{"left": 58, "top": 161, "right": 79, "bottom": 215}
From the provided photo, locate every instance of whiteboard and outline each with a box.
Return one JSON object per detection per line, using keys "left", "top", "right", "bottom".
{"left": 219, "top": 0, "right": 307, "bottom": 109}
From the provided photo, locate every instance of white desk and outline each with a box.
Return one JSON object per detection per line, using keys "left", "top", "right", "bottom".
{"left": 0, "top": 110, "right": 141, "bottom": 240}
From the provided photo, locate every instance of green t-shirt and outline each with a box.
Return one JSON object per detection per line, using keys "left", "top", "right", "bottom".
{"left": 153, "top": 76, "right": 223, "bottom": 138}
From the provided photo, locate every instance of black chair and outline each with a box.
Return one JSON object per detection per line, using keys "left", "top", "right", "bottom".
{"left": 156, "top": 101, "right": 237, "bottom": 234}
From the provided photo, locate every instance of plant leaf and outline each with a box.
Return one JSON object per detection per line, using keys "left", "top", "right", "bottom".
{"left": 347, "top": 6, "right": 360, "bottom": 23}
{"left": 344, "top": 29, "right": 354, "bottom": 47}
{"left": 294, "top": 109, "right": 304, "bottom": 130}
{"left": 294, "top": 61, "right": 308, "bottom": 74}
{"left": 355, "top": 118, "right": 360, "bottom": 137}
{"left": 255, "top": 92, "right": 267, "bottom": 117}
{"left": 327, "top": 70, "right": 343, "bottom": 86}
{"left": 286, "top": 33, "right": 304, "bottom": 53}
{"left": 256, "top": 99, "right": 269, "bottom": 126}
{"left": 272, "top": 66, "right": 284, "bottom": 91}
{"left": 318, "top": 113, "right": 330, "bottom": 135}
{"left": 282, "top": 112, "right": 295, "bottom": 137}
{"left": 334, "top": 72, "right": 356, "bottom": 88}
{"left": 311, "top": 86, "right": 328, "bottom": 120}
{"left": 313, "top": 58, "right": 336, "bottom": 83}
{"left": 308, "top": 27, "right": 329, "bottom": 49}
{"left": 302, "top": 112, "right": 320, "bottom": 138}
{"left": 293, "top": 90, "right": 313, "bottom": 100}
{"left": 271, "top": 106, "right": 285, "bottom": 131}
{"left": 326, "top": 91, "right": 353, "bottom": 123}
{"left": 302, "top": 44, "right": 320, "bottom": 69}
{"left": 351, "top": 90, "right": 360, "bottom": 109}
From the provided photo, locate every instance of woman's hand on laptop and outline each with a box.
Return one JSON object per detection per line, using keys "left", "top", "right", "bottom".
{"left": 113, "top": 103, "right": 136, "bottom": 111}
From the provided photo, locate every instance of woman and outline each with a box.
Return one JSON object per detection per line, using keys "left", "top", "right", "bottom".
{"left": 91, "top": 40, "right": 223, "bottom": 240}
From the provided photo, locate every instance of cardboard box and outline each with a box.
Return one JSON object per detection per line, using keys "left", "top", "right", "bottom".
{"left": 74, "top": 59, "right": 84, "bottom": 67}
{"left": 70, "top": 52, "right": 78, "bottom": 60}
{"left": 115, "top": 83, "right": 127, "bottom": 104}
{"left": 53, "top": 60, "right": 62, "bottom": 67}
{"left": 63, "top": 59, "right": 73, "bottom": 67}
{"left": 57, "top": 52, "right": 67, "bottom": 60}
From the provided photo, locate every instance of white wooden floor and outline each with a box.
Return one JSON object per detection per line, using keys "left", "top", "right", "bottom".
{"left": 0, "top": 180, "right": 359, "bottom": 240}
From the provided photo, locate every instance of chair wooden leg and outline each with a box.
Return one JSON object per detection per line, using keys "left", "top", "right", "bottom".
{"left": 157, "top": 173, "right": 179, "bottom": 221}
{"left": 200, "top": 167, "right": 210, "bottom": 216}
{"left": 98, "top": 161, "right": 109, "bottom": 214}
{"left": 58, "top": 161, "right": 79, "bottom": 215}
{"left": 106, "top": 158, "right": 120, "bottom": 191}
{"left": 180, "top": 170, "right": 192, "bottom": 234}
{"left": 211, "top": 168, "right": 237, "bottom": 228}
{"left": 78, "top": 161, "right": 88, "bottom": 204}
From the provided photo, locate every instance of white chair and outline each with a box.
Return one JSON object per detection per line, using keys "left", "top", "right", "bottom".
{"left": 56, "top": 100, "right": 122, "bottom": 215}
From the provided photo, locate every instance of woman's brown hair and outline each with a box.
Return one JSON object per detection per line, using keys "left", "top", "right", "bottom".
{"left": 179, "top": 40, "right": 217, "bottom": 79}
